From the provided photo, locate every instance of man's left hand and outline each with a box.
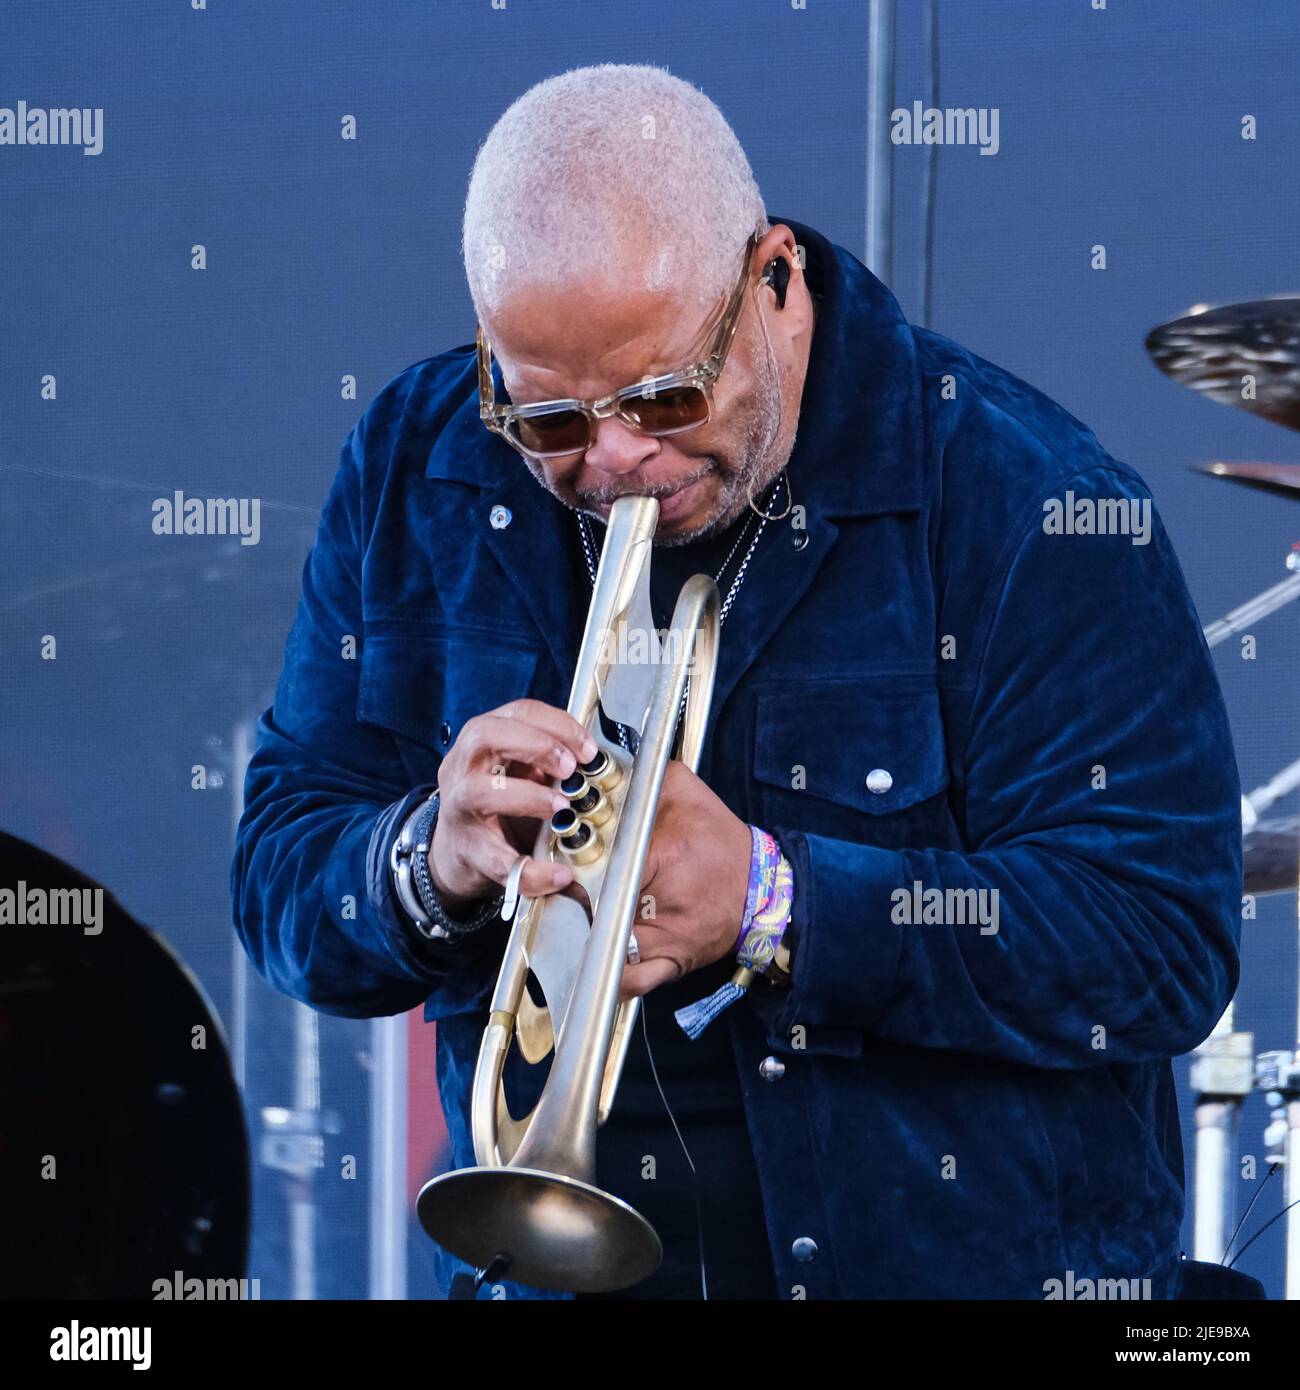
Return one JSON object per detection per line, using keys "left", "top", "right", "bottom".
{"left": 618, "top": 760, "right": 751, "bottom": 1001}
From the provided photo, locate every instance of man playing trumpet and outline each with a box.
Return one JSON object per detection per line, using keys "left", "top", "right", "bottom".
{"left": 234, "top": 64, "right": 1242, "bottom": 1301}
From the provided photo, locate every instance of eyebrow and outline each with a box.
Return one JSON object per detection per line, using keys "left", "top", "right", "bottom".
{"left": 503, "top": 288, "right": 731, "bottom": 406}
{"left": 509, "top": 354, "right": 688, "bottom": 407}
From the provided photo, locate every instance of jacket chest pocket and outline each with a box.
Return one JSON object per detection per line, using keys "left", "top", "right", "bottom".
{"left": 752, "top": 679, "right": 952, "bottom": 847}
{"left": 357, "top": 626, "right": 541, "bottom": 788}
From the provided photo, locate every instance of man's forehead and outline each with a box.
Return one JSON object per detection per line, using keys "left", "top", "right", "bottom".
{"left": 486, "top": 277, "right": 715, "bottom": 391}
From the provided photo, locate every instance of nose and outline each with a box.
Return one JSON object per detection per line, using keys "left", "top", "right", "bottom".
{"left": 581, "top": 415, "right": 661, "bottom": 479}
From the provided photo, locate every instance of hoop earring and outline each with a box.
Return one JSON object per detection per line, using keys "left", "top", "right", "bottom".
{"left": 748, "top": 469, "right": 793, "bottom": 521}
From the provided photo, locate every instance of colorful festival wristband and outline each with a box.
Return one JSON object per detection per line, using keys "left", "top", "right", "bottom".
{"left": 674, "top": 825, "right": 795, "bottom": 1041}
{"left": 736, "top": 825, "right": 781, "bottom": 951}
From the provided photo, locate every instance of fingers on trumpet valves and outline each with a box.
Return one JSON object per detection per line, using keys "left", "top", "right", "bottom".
{"left": 549, "top": 741, "right": 622, "bottom": 865}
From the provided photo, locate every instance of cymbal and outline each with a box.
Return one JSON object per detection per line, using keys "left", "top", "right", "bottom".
{"left": 0, "top": 832, "right": 249, "bottom": 1297}
{"left": 1243, "top": 815, "right": 1300, "bottom": 896}
{"left": 1147, "top": 297, "right": 1300, "bottom": 432}
{"left": 1196, "top": 461, "right": 1300, "bottom": 500}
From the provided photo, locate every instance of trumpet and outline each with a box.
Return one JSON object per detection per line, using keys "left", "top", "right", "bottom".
{"left": 417, "top": 494, "right": 721, "bottom": 1293}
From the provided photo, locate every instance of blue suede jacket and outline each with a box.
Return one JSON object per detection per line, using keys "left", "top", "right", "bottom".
{"left": 232, "top": 215, "right": 1242, "bottom": 1300}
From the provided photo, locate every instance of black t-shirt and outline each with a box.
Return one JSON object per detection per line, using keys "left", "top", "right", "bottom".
{"left": 567, "top": 504, "right": 778, "bottom": 1301}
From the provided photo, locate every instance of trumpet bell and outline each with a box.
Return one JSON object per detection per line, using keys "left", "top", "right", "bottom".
{"left": 416, "top": 1165, "right": 662, "bottom": 1293}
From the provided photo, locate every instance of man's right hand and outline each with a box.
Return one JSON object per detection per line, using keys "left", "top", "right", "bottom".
{"left": 428, "top": 698, "right": 596, "bottom": 912}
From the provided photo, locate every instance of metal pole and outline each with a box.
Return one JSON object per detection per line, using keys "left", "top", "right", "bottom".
{"left": 289, "top": 1002, "right": 321, "bottom": 1301}
{"left": 1244, "top": 753, "right": 1300, "bottom": 821}
{"left": 1286, "top": 1097, "right": 1300, "bottom": 1298}
{"left": 230, "top": 717, "right": 255, "bottom": 1093}
{"left": 369, "top": 1015, "right": 409, "bottom": 1300}
{"left": 1288, "top": 902, "right": 1300, "bottom": 1298}
{"left": 1193, "top": 1105, "right": 1234, "bottom": 1262}
{"left": 866, "top": 0, "right": 896, "bottom": 285}
{"left": 1202, "top": 570, "right": 1300, "bottom": 649}
{"left": 1190, "top": 1004, "right": 1252, "bottom": 1263}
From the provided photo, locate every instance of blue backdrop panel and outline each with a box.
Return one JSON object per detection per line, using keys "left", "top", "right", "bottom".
{"left": 1, "top": 0, "right": 1295, "bottom": 1298}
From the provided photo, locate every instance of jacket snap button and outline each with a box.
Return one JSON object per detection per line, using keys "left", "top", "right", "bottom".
{"left": 439, "top": 720, "right": 452, "bottom": 745}
{"left": 791, "top": 532, "right": 809, "bottom": 551}
{"left": 791, "top": 1236, "right": 818, "bottom": 1262}
{"left": 489, "top": 505, "right": 512, "bottom": 530}
{"left": 759, "top": 1055, "right": 786, "bottom": 1082}
{"left": 865, "top": 767, "right": 893, "bottom": 795}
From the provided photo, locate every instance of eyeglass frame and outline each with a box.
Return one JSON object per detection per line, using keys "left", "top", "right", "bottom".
{"left": 475, "top": 227, "right": 765, "bottom": 461}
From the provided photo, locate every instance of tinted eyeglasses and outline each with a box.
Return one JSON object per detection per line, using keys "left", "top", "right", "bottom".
{"left": 477, "top": 229, "right": 762, "bottom": 461}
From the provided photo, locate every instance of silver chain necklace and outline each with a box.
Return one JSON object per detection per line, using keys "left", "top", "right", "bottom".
{"left": 575, "top": 473, "right": 787, "bottom": 751}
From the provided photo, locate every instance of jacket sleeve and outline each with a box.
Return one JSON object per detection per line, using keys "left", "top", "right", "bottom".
{"left": 231, "top": 427, "right": 508, "bottom": 1019}
{"left": 751, "top": 467, "right": 1242, "bottom": 1069}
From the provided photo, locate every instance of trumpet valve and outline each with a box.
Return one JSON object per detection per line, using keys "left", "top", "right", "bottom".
{"left": 550, "top": 807, "right": 603, "bottom": 865}
{"left": 570, "top": 784, "right": 613, "bottom": 828}
{"left": 579, "top": 748, "right": 621, "bottom": 792}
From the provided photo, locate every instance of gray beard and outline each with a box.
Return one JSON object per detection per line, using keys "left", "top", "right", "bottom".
{"left": 656, "top": 350, "right": 789, "bottom": 548}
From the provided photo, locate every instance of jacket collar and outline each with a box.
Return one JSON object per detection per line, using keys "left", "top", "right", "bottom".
{"left": 425, "top": 213, "right": 923, "bottom": 518}
{"left": 777, "top": 214, "right": 923, "bottom": 517}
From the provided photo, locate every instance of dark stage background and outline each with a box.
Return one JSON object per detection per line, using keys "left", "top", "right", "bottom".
{"left": 2, "top": 1, "right": 1296, "bottom": 1298}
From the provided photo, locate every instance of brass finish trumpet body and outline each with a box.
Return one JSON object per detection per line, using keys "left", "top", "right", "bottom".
{"left": 417, "top": 495, "right": 721, "bottom": 1293}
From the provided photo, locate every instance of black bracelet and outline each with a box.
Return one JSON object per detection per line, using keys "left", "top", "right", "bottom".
{"left": 390, "top": 791, "right": 505, "bottom": 942}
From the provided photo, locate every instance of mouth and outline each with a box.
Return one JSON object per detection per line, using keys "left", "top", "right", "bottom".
{"left": 589, "top": 469, "right": 714, "bottom": 523}
{"left": 656, "top": 474, "right": 709, "bottom": 522}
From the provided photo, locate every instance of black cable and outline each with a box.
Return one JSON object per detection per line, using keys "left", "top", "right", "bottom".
{"left": 1227, "top": 1191, "right": 1300, "bottom": 1268}
{"left": 638, "top": 999, "right": 711, "bottom": 1299}
{"left": 1220, "top": 1161, "right": 1281, "bottom": 1264}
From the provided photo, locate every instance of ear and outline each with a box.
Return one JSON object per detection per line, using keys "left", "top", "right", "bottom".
{"left": 754, "top": 223, "right": 802, "bottom": 307}
{"left": 761, "top": 257, "right": 791, "bottom": 309}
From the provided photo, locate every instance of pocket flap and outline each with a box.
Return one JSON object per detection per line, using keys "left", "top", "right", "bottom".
{"left": 753, "top": 681, "right": 949, "bottom": 816}
{"left": 358, "top": 627, "right": 541, "bottom": 753}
